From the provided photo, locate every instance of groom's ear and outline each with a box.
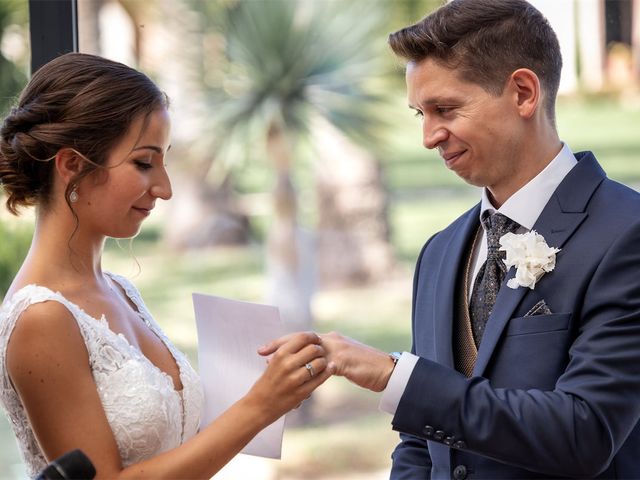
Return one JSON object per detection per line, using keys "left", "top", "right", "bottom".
{"left": 508, "top": 68, "right": 541, "bottom": 120}
{"left": 54, "top": 148, "right": 86, "bottom": 186}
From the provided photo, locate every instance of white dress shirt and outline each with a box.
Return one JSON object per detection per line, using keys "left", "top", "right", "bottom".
{"left": 379, "top": 143, "right": 577, "bottom": 415}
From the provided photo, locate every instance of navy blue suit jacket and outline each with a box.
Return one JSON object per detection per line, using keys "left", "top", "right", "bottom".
{"left": 390, "top": 152, "right": 640, "bottom": 479}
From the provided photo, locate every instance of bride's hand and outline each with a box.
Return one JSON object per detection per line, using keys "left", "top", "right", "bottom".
{"left": 248, "top": 332, "right": 335, "bottom": 423}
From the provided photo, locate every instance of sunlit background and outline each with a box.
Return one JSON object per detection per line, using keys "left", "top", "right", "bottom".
{"left": 1, "top": 0, "right": 639, "bottom": 478}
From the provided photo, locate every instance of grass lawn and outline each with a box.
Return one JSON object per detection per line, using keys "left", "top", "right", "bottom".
{"left": 0, "top": 95, "right": 638, "bottom": 478}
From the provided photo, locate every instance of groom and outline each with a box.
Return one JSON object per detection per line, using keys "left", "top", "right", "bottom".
{"left": 262, "top": 0, "right": 640, "bottom": 478}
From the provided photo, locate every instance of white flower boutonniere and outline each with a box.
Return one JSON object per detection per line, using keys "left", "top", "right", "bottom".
{"left": 499, "top": 230, "right": 560, "bottom": 290}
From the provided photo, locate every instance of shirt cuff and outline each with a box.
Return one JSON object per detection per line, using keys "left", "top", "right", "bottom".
{"left": 379, "top": 352, "right": 419, "bottom": 415}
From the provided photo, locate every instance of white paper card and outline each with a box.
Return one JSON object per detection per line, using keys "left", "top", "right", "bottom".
{"left": 193, "top": 293, "right": 285, "bottom": 459}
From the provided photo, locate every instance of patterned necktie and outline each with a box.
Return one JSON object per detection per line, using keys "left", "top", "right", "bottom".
{"left": 469, "top": 212, "right": 520, "bottom": 346}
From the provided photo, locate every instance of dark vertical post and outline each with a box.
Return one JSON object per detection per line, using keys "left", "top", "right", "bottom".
{"left": 28, "top": 0, "right": 78, "bottom": 74}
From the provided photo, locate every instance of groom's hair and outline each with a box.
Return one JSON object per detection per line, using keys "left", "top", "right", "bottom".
{"left": 388, "top": 0, "right": 562, "bottom": 122}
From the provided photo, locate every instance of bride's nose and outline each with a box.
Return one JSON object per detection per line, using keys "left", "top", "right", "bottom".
{"left": 150, "top": 168, "right": 172, "bottom": 200}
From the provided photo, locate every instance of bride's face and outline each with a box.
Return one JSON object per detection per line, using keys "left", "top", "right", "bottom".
{"left": 74, "top": 108, "right": 172, "bottom": 239}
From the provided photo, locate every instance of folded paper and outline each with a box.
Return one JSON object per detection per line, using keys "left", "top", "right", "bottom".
{"left": 193, "top": 293, "right": 285, "bottom": 459}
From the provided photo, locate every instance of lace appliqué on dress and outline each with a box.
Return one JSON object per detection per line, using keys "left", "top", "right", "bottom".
{"left": 0, "top": 275, "right": 203, "bottom": 477}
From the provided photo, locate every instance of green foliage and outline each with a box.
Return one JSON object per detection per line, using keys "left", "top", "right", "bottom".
{"left": 0, "top": 0, "right": 28, "bottom": 115}
{"left": 0, "top": 219, "right": 32, "bottom": 300}
{"left": 556, "top": 97, "right": 640, "bottom": 185}
{"left": 0, "top": 55, "right": 25, "bottom": 114}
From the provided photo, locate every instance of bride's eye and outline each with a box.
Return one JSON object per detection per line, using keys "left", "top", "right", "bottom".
{"left": 134, "top": 160, "right": 152, "bottom": 171}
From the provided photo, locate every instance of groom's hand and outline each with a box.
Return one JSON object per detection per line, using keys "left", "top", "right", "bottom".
{"left": 320, "top": 332, "right": 395, "bottom": 392}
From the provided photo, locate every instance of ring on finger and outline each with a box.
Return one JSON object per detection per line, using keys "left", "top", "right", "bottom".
{"left": 305, "top": 362, "right": 315, "bottom": 378}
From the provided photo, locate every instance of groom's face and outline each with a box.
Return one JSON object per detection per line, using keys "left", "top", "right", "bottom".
{"left": 406, "top": 58, "right": 523, "bottom": 192}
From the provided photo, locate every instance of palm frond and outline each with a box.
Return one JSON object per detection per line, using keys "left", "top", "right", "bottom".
{"left": 203, "top": 0, "right": 390, "bottom": 167}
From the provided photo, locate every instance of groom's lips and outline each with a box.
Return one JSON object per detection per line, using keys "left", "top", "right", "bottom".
{"left": 442, "top": 150, "right": 466, "bottom": 169}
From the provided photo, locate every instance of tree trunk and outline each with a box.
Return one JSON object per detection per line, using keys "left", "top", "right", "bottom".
{"left": 314, "top": 118, "right": 395, "bottom": 287}
{"left": 77, "top": 0, "right": 103, "bottom": 54}
{"left": 264, "top": 121, "right": 315, "bottom": 334}
{"left": 264, "top": 120, "right": 315, "bottom": 425}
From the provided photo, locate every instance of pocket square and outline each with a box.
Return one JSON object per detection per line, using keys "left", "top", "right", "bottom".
{"left": 524, "top": 299, "right": 553, "bottom": 317}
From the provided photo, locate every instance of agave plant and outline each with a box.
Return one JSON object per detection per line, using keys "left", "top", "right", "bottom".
{"left": 195, "top": 0, "right": 390, "bottom": 329}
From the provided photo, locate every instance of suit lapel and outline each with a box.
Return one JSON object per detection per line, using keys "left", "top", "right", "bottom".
{"left": 473, "top": 151, "right": 606, "bottom": 377}
{"left": 433, "top": 204, "right": 480, "bottom": 368}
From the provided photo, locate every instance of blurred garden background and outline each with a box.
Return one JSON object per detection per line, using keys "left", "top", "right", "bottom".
{"left": 1, "top": 0, "right": 639, "bottom": 478}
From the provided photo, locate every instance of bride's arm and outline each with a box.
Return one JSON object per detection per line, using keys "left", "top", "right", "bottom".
{"left": 7, "top": 301, "right": 331, "bottom": 479}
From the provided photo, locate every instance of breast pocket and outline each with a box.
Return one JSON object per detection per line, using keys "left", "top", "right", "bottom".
{"left": 490, "top": 313, "right": 572, "bottom": 389}
{"left": 505, "top": 313, "right": 572, "bottom": 336}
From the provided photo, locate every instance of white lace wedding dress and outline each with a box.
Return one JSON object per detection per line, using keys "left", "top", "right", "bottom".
{"left": 0, "top": 273, "right": 204, "bottom": 477}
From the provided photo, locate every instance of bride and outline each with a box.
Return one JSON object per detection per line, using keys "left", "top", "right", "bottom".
{"left": 0, "top": 52, "right": 333, "bottom": 479}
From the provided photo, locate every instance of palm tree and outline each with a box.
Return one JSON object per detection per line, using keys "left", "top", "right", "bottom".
{"left": 200, "top": 0, "right": 393, "bottom": 331}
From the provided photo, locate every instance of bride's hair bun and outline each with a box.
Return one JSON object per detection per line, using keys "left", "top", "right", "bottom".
{"left": 0, "top": 102, "right": 61, "bottom": 214}
{"left": 0, "top": 52, "right": 169, "bottom": 215}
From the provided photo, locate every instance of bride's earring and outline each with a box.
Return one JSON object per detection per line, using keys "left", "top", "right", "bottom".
{"left": 69, "top": 185, "right": 79, "bottom": 203}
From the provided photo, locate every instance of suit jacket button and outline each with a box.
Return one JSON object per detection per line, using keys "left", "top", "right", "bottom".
{"left": 453, "top": 440, "right": 467, "bottom": 449}
{"left": 423, "top": 425, "right": 434, "bottom": 437}
{"left": 434, "top": 430, "right": 445, "bottom": 441}
{"left": 453, "top": 465, "right": 467, "bottom": 480}
{"left": 444, "top": 436, "right": 454, "bottom": 446}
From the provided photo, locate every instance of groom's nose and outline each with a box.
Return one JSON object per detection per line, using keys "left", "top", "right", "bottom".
{"left": 423, "top": 120, "right": 448, "bottom": 150}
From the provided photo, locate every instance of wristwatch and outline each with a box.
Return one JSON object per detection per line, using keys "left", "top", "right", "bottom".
{"left": 389, "top": 351, "right": 402, "bottom": 366}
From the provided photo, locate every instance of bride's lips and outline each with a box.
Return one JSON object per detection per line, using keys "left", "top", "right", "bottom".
{"left": 132, "top": 206, "right": 152, "bottom": 217}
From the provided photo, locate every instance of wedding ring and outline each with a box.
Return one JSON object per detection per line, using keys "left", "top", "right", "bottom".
{"left": 305, "top": 362, "right": 315, "bottom": 378}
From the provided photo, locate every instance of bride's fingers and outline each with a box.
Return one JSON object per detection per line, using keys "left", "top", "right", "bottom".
{"left": 298, "top": 360, "right": 335, "bottom": 394}
{"left": 257, "top": 333, "right": 295, "bottom": 356}
{"left": 261, "top": 331, "right": 321, "bottom": 359}
{"left": 291, "top": 342, "right": 325, "bottom": 366}
{"left": 296, "top": 357, "right": 328, "bottom": 385}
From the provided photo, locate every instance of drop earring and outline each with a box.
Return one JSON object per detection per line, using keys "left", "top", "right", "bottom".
{"left": 69, "top": 186, "right": 79, "bottom": 203}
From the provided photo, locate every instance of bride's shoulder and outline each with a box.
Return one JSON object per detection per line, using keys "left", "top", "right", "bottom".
{"left": 1, "top": 283, "right": 84, "bottom": 346}
{"left": 5, "top": 297, "right": 93, "bottom": 421}
{"left": 1, "top": 283, "right": 58, "bottom": 317}
{"left": 2, "top": 269, "right": 66, "bottom": 311}
{"left": 4, "top": 288, "right": 81, "bottom": 335}
{"left": 4, "top": 296, "right": 88, "bottom": 371}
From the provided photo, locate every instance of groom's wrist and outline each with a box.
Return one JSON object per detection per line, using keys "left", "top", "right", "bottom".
{"left": 389, "top": 351, "right": 402, "bottom": 367}
{"left": 371, "top": 352, "right": 398, "bottom": 392}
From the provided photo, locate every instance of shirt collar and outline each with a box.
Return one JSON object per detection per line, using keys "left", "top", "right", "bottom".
{"left": 479, "top": 142, "right": 577, "bottom": 230}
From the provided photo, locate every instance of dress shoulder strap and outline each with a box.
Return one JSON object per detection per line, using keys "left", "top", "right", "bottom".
{"left": 0, "top": 285, "right": 106, "bottom": 375}
{"left": 1, "top": 284, "right": 79, "bottom": 336}
{"left": 105, "top": 272, "right": 167, "bottom": 339}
